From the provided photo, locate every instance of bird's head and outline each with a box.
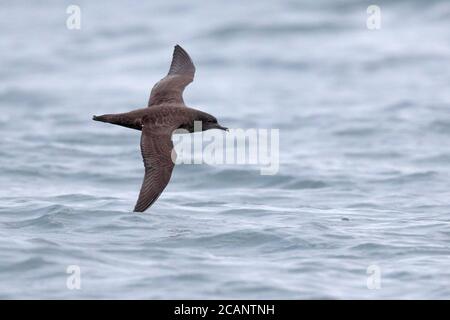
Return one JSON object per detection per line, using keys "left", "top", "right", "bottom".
{"left": 193, "top": 111, "right": 228, "bottom": 132}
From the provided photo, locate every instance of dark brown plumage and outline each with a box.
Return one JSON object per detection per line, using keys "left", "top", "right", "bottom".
{"left": 93, "top": 45, "right": 227, "bottom": 212}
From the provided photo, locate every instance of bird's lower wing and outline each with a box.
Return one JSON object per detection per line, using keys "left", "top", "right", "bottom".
{"left": 134, "top": 124, "right": 176, "bottom": 212}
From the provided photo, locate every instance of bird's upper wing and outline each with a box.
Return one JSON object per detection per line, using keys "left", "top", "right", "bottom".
{"left": 134, "top": 121, "right": 176, "bottom": 212}
{"left": 147, "top": 45, "right": 196, "bottom": 107}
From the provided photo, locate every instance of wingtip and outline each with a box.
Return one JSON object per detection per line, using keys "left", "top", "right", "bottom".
{"left": 174, "top": 44, "right": 186, "bottom": 54}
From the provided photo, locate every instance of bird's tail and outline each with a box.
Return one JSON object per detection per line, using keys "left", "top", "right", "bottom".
{"left": 92, "top": 113, "right": 143, "bottom": 131}
{"left": 92, "top": 114, "right": 109, "bottom": 122}
{"left": 93, "top": 114, "right": 127, "bottom": 127}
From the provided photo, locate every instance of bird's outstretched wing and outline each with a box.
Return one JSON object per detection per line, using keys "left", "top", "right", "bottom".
{"left": 147, "top": 45, "right": 196, "bottom": 107}
{"left": 134, "top": 121, "right": 176, "bottom": 212}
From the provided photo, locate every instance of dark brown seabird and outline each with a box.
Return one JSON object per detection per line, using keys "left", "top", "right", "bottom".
{"left": 93, "top": 45, "right": 227, "bottom": 212}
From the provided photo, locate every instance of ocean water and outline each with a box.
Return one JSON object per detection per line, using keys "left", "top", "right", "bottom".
{"left": 1, "top": 0, "right": 450, "bottom": 299}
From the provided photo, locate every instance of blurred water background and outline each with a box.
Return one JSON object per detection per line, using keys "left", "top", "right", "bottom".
{"left": 0, "top": 0, "right": 450, "bottom": 299}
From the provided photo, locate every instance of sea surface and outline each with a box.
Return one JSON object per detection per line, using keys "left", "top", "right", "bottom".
{"left": 1, "top": 0, "right": 450, "bottom": 299}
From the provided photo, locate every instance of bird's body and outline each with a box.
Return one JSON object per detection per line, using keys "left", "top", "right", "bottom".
{"left": 93, "top": 45, "right": 227, "bottom": 212}
{"left": 94, "top": 105, "right": 211, "bottom": 132}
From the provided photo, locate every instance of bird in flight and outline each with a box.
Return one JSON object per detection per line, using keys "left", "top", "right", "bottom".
{"left": 93, "top": 45, "right": 228, "bottom": 212}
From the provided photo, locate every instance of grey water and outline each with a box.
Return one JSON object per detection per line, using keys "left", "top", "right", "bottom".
{"left": 1, "top": 0, "right": 450, "bottom": 299}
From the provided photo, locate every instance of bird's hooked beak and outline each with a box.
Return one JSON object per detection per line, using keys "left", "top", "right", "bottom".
{"left": 215, "top": 124, "right": 228, "bottom": 131}
{"left": 203, "top": 122, "right": 228, "bottom": 131}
